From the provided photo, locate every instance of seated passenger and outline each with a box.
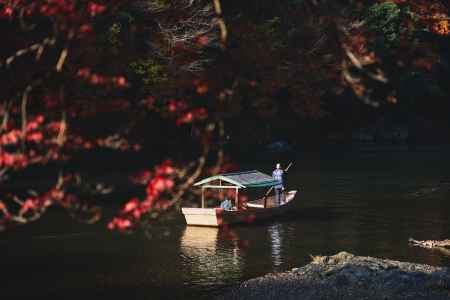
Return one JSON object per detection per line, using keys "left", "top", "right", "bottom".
{"left": 220, "top": 197, "right": 232, "bottom": 210}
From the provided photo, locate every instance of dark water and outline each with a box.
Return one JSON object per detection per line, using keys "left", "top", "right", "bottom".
{"left": 2, "top": 147, "right": 450, "bottom": 299}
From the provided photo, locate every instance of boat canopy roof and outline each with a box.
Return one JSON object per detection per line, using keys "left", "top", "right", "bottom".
{"left": 193, "top": 170, "right": 280, "bottom": 188}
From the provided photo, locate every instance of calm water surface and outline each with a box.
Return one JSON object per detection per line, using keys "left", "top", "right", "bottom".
{"left": 2, "top": 147, "right": 450, "bottom": 299}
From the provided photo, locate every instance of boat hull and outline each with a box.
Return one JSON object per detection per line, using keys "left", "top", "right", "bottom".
{"left": 182, "top": 190, "right": 298, "bottom": 227}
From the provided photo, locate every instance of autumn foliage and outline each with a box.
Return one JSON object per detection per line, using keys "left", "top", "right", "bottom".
{"left": 1, "top": 0, "right": 449, "bottom": 232}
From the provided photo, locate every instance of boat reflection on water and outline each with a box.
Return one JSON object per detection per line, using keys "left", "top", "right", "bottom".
{"left": 268, "top": 223, "right": 284, "bottom": 270}
{"left": 180, "top": 226, "right": 243, "bottom": 287}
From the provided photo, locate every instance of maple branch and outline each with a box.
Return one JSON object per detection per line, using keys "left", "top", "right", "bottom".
{"left": 2, "top": 37, "right": 56, "bottom": 67}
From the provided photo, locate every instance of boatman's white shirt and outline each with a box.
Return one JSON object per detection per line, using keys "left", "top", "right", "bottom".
{"left": 272, "top": 169, "right": 284, "bottom": 189}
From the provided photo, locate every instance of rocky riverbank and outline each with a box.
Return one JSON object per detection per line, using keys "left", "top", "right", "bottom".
{"left": 218, "top": 252, "right": 450, "bottom": 300}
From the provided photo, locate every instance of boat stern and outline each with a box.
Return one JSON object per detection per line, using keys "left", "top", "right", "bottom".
{"left": 181, "top": 207, "right": 224, "bottom": 226}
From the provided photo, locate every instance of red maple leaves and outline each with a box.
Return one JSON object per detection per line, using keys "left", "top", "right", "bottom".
{"left": 0, "top": 115, "right": 64, "bottom": 170}
{"left": 77, "top": 68, "right": 129, "bottom": 88}
{"left": 0, "top": 1, "right": 106, "bottom": 19}
{"left": 108, "top": 161, "right": 176, "bottom": 231}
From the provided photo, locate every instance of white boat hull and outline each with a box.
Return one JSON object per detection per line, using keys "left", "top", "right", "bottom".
{"left": 182, "top": 190, "right": 298, "bottom": 227}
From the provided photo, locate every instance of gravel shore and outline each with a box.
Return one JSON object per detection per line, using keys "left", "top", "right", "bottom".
{"left": 218, "top": 252, "right": 450, "bottom": 300}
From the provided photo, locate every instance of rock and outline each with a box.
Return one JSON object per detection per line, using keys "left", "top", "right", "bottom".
{"left": 217, "top": 252, "right": 450, "bottom": 300}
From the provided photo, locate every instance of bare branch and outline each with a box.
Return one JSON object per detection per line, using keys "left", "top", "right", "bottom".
{"left": 409, "top": 238, "right": 450, "bottom": 257}
{"left": 56, "top": 48, "right": 69, "bottom": 72}
{"left": 56, "top": 111, "right": 67, "bottom": 146}
{"left": 1, "top": 37, "right": 56, "bottom": 68}
{"left": 20, "top": 85, "right": 32, "bottom": 143}
{"left": 409, "top": 238, "right": 450, "bottom": 249}
{"left": 1, "top": 101, "right": 11, "bottom": 132}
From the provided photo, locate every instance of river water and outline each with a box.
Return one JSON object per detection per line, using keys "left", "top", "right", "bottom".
{"left": 2, "top": 146, "right": 450, "bottom": 299}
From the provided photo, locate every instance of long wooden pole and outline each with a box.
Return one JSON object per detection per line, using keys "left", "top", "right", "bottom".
{"left": 201, "top": 186, "right": 205, "bottom": 208}
{"left": 264, "top": 162, "right": 293, "bottom": 208}
{"left": 235, "top": 187, "right": 238, "bottom": 210}
{"left": 219, "top": 179, "right": 223, "bottom": 203}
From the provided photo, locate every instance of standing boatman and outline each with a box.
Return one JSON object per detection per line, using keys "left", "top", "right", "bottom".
{"left": 272, "top": 163, "right": 284, "bottom": 205}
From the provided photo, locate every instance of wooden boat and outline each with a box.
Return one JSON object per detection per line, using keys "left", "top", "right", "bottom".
{"left": 181, "top": 170, "right": 298, "bottom": 226}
